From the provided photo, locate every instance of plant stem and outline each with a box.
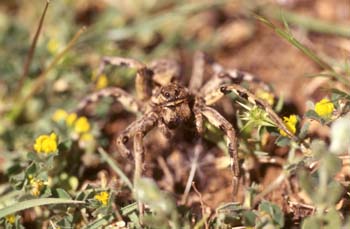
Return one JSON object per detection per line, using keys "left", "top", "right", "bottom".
{"left": 16, "top": 0, "right": 51, "bottom": 97}
{"left": 263, "top": 6, "right": 350, "bottom": 38}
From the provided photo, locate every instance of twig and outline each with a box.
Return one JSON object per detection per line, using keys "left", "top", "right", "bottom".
{"left": 192, "top": 182, "right": 209, "bottom": 229}
{"left": 156, "top": 156, "right": 174, "bottom": 191}
{"left": 181, "top": 140, "right": 203, "bottom": 204}
{"left": 23, "top": 27, "right": 86, "bottom": 102}
{"left": 253, "top": 172, "right": 287, "bottom": 207}
{"left": 16, "top": 0, "right": 51, "bottom": 96}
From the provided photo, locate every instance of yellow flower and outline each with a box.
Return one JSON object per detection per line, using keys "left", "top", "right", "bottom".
{"left": 95, "top": 74, "right": 108, "bottom": 90}
{"left": 94, "top": 191, "right": 109, "bottom": 206}
{"left": 256, "top": 89, "right": 274, "bottom": 106}
{"left": 315, "top": 98, "right": 334, "bottom": 118}
{"left": 80, "top": 132, "right": 94, "bottom": 142}
{"left": 30, "top": 179, "right": 45, "bottom": 197}
{"left": 52, "top": 109, "right": 68, "bottom": 122}
{"left": 279, "top": 115, "right": 298, "bottom": 136}
{"left": 33, "top": 133, "right": 58, "bottom": 154}
{"left": 74, "top": 116, "right": 91, "bottom": 134}
{"left": 66, "top": 113, "right": 77, "bottom": 127}
{"left": 5, "top": 214, "right": 16, "bottom": 224}
{"left": 47, "top": 38, "right": 60, "bottom": 55}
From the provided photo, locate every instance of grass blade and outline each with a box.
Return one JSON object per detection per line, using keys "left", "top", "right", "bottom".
{"left": 0, "top": 198, "right": 84, "bottom": 218}
{"left": 255, "top": 14, "right": 350, "bottom": 87}
{"left": 255, "top": 14, "right": 333, "bottom": 71}
{"left": 98, "top": 147, "right": 133, "bottom": 190}
{"left": 265, "top": 6, "right": 350, "bottom": 38}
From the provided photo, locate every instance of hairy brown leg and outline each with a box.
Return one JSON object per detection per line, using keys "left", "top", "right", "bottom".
{"left": 131, "top": 113, "right": 158, "bottom": 221}
{"left": 157, "top": 121, "right": 173, "bottom": 139}
{"left": 76, "top": 87, "right": 142, "bottom": 115}
{"left": 189, "top": 51, "right": 206, "bottom": 92}
{"left": 149, "top": 58, "right": 181, "bottom": 86}
{"left": 204, "top": 84, "right": 299, "bottom": 141}
{"left": 133, "top": 131, "right": 144, "bottom": 185}
{"left": 200, "top": 67, "right": 272, "bottom": 95}
{"left": 96, "top": 56, "right": 153, "bottom": 101}
{"left": 201, "top": 106, "right": 240, "bottom": 195}
{"left": 193, "top": 98, "right": 205, "bottom": 135}
{"left": 116, "top": 112, "right": 158, "bottom": 158}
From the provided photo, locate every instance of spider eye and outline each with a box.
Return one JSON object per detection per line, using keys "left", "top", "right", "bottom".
{"left": 174, "top": 89, "right": 179, "bottom": 96}
{"left": 163, "top": 92, "right": 170, "bottom": 98}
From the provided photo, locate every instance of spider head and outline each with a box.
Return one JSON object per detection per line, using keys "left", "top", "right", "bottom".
{"left": 152, "top": 83, "right": 192, "bottom": 129}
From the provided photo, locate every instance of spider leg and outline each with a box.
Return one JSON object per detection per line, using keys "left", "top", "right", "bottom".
{"left": 157, "top": 121, "right": 173, "bottom": 139}
{"left": 96, "top": 56, "right": 153, "bottom": 101}
{"left": 201, "top": 106, "right": 240, "bottom": 195}
{"left": 116, "top": 112, "right": 158, "bottom": 158}
{"left": 133, "top": 131, "right": 144, "bottom": 184}
{"left": 204, "top": 84, "right": 299, "bottom": 141}
{"left": 193, "top": 98, "right": 204, "bottom": 135}
{"left": 130, "top": 113, "right": 157, "bottom": 221}
{"left": 200, "top": 67, "right": 272, "bottom": 95}
{"left": 189, "top": 51, "right": 206, "bottom": 92}
{"left": 149, "top": 58, "right": 181, "bottom": 86}
{"left": 188, "top": 52, "right": 271, "bottom": 95}
{"left": 76, "top": 87, "right": 142, "bottom": 115}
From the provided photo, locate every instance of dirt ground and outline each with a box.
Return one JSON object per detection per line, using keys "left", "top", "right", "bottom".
{"left": 1, "top": 0, "right": 350, "bottom": 227}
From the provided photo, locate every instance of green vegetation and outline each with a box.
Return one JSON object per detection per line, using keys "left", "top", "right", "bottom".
{"left": 1, "top": 1, "right": 350, "bottom": 228}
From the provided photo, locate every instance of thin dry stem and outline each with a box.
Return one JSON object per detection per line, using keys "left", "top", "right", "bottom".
{"left": 192, "top": 182, "right": 209, "bottom": 229}
{"left": 19, "top": 27, "right": 86, "bottom": 104}
{"left": 16, "top": 0, "right": 50, "bottom": 96}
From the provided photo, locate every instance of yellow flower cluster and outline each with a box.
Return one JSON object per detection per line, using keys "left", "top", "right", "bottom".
{"left": 33, "top": 133, "right": 58, "bottom": 154}
{"left": 314, "top": 98, "right": 334, "bottom": 118}
{"left": 52, "top": 110, "right": 91, "bottom": 135}
{"left": 30, "top": 178, "right": 45, "bottom": 197}
{"left": 94, "top": 191, "right": 109, "bottom": 206}
{"left": 5, "top": 214, "right": 16, "bottom": 224}
{"left": 92, "top": 72, "right": 109, "bottom": 90}
{"left": 65, "top": 113, "right": 77, "bottom": 127}
{"left": 95, "top": 74, "right": 109, "bottom": 90}
{"left": 279, "top": 114, "right": 298, "bottom": 137}
{"left": 256, "top": 89, "right": 274, "bottom": 106}
{"left": 47, "top": 38, "right": 61, "bottom": 55}
{"left": 74, "top": 116, "right": 91, "bottom": 134}
{"left": 52, "top": 109, "right": 68, "bottom": 122}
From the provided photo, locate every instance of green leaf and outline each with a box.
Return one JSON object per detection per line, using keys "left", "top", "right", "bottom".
{"left": 258, "top": 201, "right": 284, "bottom": 227}
{"left": 325, "top": 181, "right": 344, "bottom": 206}
{"left": 58, "top": 140, "right": 73, "bottom": 151}
{"left": 302, "top": 216, "right": 321, "bottom": 229}
{"left": 121, "top": 202, "right": 138, "bottom": 216}
{"left": 305, "top": 110, "right": 323, "bottom": 123}
{"left": 134, "top": 177, "right": 176, "bottom": 216}
{"left": 298, "top": 121, "right": 310, "bottom": 139}
{"left": 302, "top": 209, "right": 341, "bottom": 229}
{"left": 52, "top": 188, "right": 71, "bottom": 199}
{"left": 323, "top": 208, "right": 341, "bottom": 229}
{"left": 275, "top": 136, "right": 291, "bottom": 147}
{"left": 321, "top": 153, "right": 342, "bottom": 178}
{"left": 84, "top": 214, "right": 113, "bottom": 229}
{"left": 242, "top": 210, "right": 257, "bottom": 227}
{"left": 298, "top": 169, "right": 316, "bottom": 201}
{"left": 0, "top": 198, "right": 84, "bottom": 218}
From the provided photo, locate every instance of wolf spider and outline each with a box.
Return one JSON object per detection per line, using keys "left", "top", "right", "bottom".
{"left": 78, "top": 52, "right": 297, "bottom": 195}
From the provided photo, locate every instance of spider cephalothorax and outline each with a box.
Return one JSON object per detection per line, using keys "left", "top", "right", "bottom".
{"left": 77, "top": 52, "right": 297, "bottom": 197}
{"left": 152, "top": 83, "right": 192, "bottom": 129}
